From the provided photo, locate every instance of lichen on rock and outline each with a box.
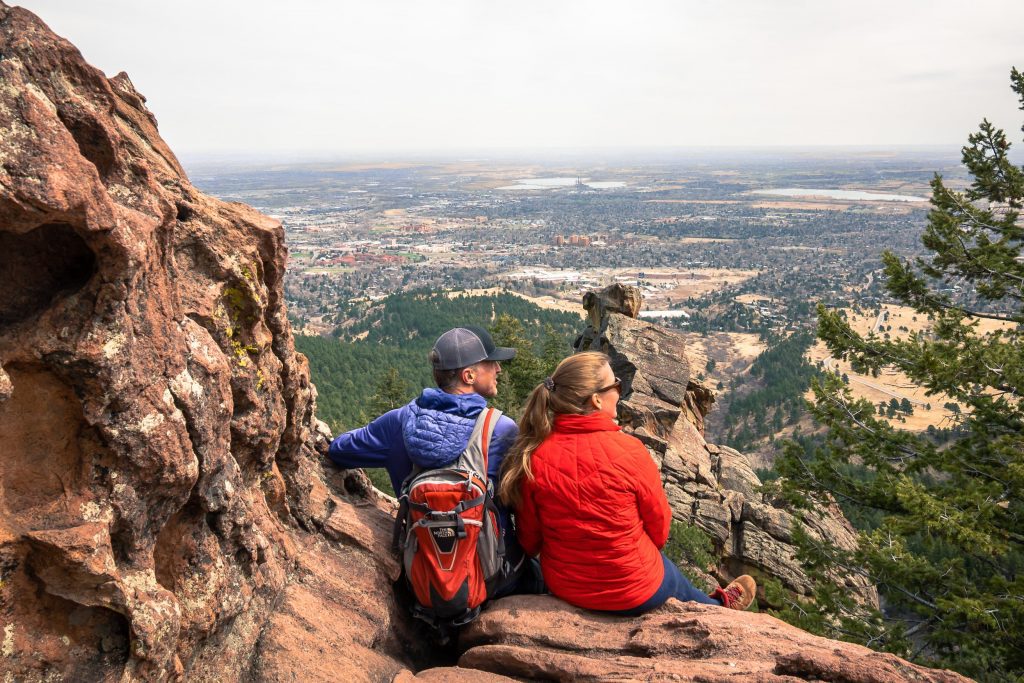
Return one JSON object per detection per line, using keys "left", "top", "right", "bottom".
{"left": 0, "top": 4, "right": 417, "bottom": 681}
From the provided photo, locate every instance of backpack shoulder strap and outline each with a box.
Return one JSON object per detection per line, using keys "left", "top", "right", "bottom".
{"left": 457, "top": 407, "right": 502, "bottom": 480}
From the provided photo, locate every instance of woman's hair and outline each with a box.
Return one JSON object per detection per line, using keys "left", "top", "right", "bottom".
{"left": 498, "top": 351, "right": 611, "bottom": 508}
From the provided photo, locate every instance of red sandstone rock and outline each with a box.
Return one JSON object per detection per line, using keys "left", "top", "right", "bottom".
{"left": 394, "top": 666, "right": 518, "bottom": 682}
{"left": 0, "top": 4, "right": 412, "bottom": 680}
{"left": 456, "top": 595, "right": 971, "bottom": 682}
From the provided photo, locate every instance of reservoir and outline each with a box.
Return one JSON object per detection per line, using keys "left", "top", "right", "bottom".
{"left": 753, "top": 188, "right": 927, "bottom": 202}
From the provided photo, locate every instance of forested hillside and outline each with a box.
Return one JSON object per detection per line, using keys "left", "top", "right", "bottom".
{"left": 720, "top": 331, "right": 820, "bottom": 451}
{"left": 297, "top": 290, "right": 582, "bottom": 431}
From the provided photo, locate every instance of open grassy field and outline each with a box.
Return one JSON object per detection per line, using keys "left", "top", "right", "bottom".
{"left": 681, "top": 332, "right": 766, "bottom": 387}
{"left": 642, "top": 268, "right": 759, "bottom": 308}
{"left": 734, "top": 293, "right": 774, "bottom": 305}
{"left": 805, "top": 303, "right": 1013, "bottom": 432}
{"left": 449, "top": 288, "right": 587, "bottom": 318}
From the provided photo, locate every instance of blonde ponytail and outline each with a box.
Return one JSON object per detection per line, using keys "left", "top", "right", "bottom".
{"left": 499, "top": 351, "right": 612, "bottom": 508}
{"left": 498, "top": 384, "right": 549, "bottom": 507}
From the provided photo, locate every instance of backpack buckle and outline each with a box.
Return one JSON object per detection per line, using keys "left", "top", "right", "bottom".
{"left": 428, "top": 511, "right": 467, "bottom": 540}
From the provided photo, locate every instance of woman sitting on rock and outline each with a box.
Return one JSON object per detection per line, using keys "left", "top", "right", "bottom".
{"left": 499, "top": 351, "right": 756, "bottom": 615}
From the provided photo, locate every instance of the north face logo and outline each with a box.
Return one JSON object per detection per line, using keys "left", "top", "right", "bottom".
{"left": 430, "top": 526, "right": 458, "bottom": 555}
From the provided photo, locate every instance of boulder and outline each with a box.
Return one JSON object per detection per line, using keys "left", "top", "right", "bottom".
{"left": 582, "top": 282, "right": 642, "bottom": 325}
{"left": 0, "top": 5, "right": 414, "bottom": 680}
{"left": 450, "top": 595, "right": 970, "bottom": 683}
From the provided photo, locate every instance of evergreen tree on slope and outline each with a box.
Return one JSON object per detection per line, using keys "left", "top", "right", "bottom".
{"left": 365, "top": 367, "right": 414, "bottom": 419}
{"left": 775, "top": 69, "right": 1024, "bottom": 680}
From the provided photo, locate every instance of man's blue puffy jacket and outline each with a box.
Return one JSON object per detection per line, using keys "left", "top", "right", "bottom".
{"left": 328, "top": 387, "right": 519, "bottom": 543}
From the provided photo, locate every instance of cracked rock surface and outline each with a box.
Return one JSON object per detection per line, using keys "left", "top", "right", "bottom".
{"left": 0, "top": 4, "right": 416, "bottom": 680}
{"left": 451, "top": 596, "right": 970, "bottom": 682}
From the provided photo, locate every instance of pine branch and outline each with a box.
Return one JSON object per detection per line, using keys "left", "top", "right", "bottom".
{"left": 819, "top": 389, "right": 921, "bottom": 464}
{"left": 904, "top": 616, "right": 937, "bottom": 639}
{"left": 941, "top": 188, "right": 1024, "bottom": 293}
{"left": 943, "top": 185, "right": 1023, "bottom": 238}
{"left": 797, "top": 528, "right": 940, "bottom": 612}
{"left": 911, "top": 293, "right": 1016, "bottom": 322}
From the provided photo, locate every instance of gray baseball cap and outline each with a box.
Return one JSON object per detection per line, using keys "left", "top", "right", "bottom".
{"left": 431, "top": 326, "right": 516, "bottom": 370}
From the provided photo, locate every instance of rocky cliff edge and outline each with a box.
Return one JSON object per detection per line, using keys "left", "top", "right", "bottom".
{"left": 0, "top": 5, "right": 967, "bottom": 682}
{"left": 0, "top": 4, "right": 415, "bottom": 680}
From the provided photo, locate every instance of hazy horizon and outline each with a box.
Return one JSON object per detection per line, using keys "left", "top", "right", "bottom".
{"left": 15, "top": 1, "right": 1024, "bottom": 157}
{"left": 177, "top": 144, "right": 970, "bottom": 169}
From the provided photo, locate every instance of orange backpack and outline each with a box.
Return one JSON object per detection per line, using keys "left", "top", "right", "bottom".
{"left": 393, "top": 407, "right": 506, "bottom": 628}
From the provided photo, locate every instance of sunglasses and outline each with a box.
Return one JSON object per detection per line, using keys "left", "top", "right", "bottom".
{"left": 595, "top": 377, "right": 622, "bottom": 394}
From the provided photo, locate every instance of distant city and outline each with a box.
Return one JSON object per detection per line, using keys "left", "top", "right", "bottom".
{"left": 188, "top": 150, "right": 962, "bottom": 335}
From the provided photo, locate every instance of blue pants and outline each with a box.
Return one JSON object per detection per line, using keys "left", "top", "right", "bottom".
{"left": 606, "top": 553, "right": 721, "bottom": 616}
{"left": 491, "top": 557, "right": 546, "bottom": 599}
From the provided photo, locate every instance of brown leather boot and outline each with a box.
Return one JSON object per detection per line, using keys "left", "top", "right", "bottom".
{"left": 710, "top": 575, "right": 756, "bottom": 610}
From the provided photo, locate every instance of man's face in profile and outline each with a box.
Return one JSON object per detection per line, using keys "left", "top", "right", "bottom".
{"left": 471, "top": 360, "right": 501, "bottom": 398}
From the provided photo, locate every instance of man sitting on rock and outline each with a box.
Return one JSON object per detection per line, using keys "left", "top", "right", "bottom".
{"left": 328, "top": 326, "right": 536, "bottom": 604}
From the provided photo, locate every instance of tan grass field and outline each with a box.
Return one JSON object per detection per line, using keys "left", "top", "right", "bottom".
{"left": 846, "top": 303, "right": 1010, "bottom": 338}
{"left": 681, "top": 331, "right": 768, "bottom": 464}
{"left": 805, "top": 304, "right": 1013, "bottom": 432}
{"left": 681, "top": 332, "right": 766, "bottom": 381}
{"left": 734, "top": 293, "right": 774, "bottom": 305}
{"left": 464, "top": 181, "right": 513, "bottom": 190}
{"left": 752, "top": 199, "right": 919, "bottom": 214}
{"left": 642, "top": 268, "right": 759, "bottom": 307}
{"left": 859, "top": 180, "right": 930, "bottom": 194}
{"left": 670, "top": 331, "right": 767, "bottom": 443}
{"left": 449, "top": 288, "right": 586, "bottom": 318}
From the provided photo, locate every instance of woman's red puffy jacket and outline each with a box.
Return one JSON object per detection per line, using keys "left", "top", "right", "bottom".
{"left": 515, "top": 411, "right": 672, "bottom": 611}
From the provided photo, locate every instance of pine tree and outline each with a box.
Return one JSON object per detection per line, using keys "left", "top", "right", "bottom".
{"left": 489, "top": 313, "right": 546, "bottom": 417}
{"left": 541, "top": 324, "right": 569, "bottom": 374}
{"left": 774, "top": 68, "right": 1024, "bottom": 681}
{"left": 365, "top": 367, "right": 413, "bottom": 419}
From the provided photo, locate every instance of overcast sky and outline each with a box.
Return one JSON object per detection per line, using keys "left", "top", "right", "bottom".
{"left": 14, "top": 0, "right": 1024, "bottom": 158}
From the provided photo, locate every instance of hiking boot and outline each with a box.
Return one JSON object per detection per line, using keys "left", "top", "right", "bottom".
{"left": 711, "top": 575, "right": 756, "bottom": 610}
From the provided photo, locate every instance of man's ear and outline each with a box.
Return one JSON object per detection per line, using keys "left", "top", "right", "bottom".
{"left": 460, "top": 366, "right": 475, "bottom": 386}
